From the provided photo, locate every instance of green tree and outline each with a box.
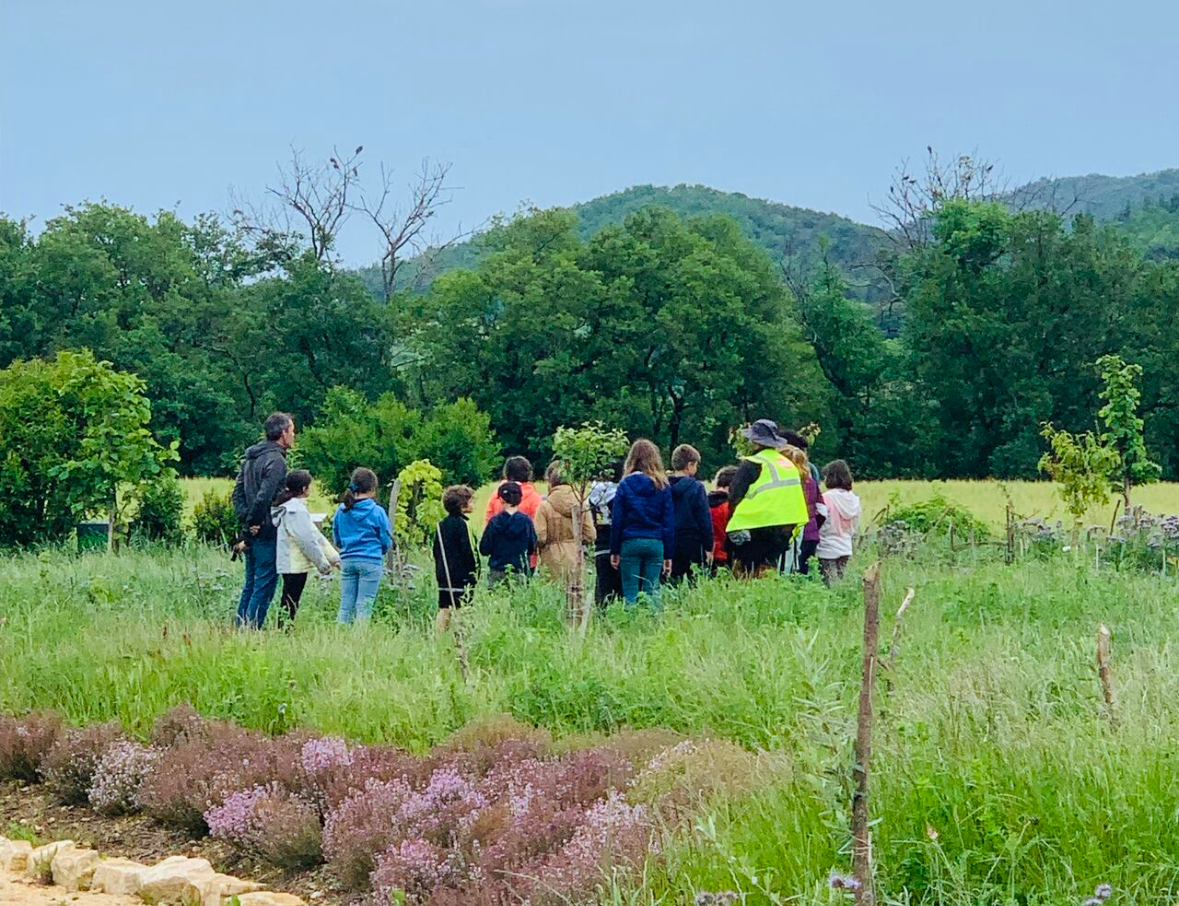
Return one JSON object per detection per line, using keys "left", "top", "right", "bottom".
{"left": 901, "top": 201, "right": 1141, "bottom": 478}
{"left": 298, "top": 387, "right": 498, "bottom": 500}
{"left": 0, "top": 351, "right": 177, "bottom": 546}
{"left": 1096, "top": 354, "right": 1160, "bottom": 505}
{"left": 551, "top": 421, "right": 630, "bottom": 626}
{"left": 1038, "top": 423, "right": 1119, "bottom": 545}
{"left": 412, "top": 206, "right": 833, "bottom": 467}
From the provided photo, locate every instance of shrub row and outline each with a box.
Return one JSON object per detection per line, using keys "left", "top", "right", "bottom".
{"left": 0, "top": 708, "right": 774, "bottom": 904}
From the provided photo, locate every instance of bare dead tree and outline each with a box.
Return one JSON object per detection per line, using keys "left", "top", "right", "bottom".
{"left": 871, "top": 147, "right": 1006, "bottom": 254}
{"left": 355, "top": 159, "right": 471, "bottom": 301}
{"left": 232, "top": 145, "right": 365, "bottom": 268}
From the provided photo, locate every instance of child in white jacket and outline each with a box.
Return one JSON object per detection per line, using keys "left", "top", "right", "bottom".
{"left": 271, "top": 470, "right": 340, "bottom": 625}
{"left": 816, "top": 460, "right": 861, "bottom": 586}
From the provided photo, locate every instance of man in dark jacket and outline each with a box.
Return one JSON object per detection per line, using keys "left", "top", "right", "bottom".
{"left": 232, "top": 412, "right": 295, "bottom": 628}
{"left": 668, "top": 444, "right": 712, "bottom": 583}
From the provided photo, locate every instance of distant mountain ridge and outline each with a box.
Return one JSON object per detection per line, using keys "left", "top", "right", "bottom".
{"left": 356, "top": 169, "right": 1179, "bottom": 295}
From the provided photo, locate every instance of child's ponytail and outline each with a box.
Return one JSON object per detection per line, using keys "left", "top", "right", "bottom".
{"left": 273, "top": 469, "right": 312, "bottom": 508}
{"left": 343, "top": 467, "right": 378, "bottom": 510}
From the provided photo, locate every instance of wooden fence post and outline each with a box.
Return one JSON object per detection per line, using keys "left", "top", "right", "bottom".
{"left": 385, "top": 479, "right": 401, "bottom": 574}
{"left": 852, "top": 562, "right": 881, "bottom": 906}
{"left": 1097, "top": 623, "right": 1117, "bottom": 726}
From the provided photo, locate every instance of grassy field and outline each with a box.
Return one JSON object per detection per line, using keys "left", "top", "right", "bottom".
{"left": 2, "top": 538, "right": 1179, "bottom": 903}
{"left": 183, "top": 476, "right": 1179, "bottom": 530}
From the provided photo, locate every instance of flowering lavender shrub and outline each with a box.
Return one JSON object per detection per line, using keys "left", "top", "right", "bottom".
{"left": 206, "top": 783, "right": 323, "bottom": 869}
{"left": 41, "top": 721, "right": 126, "bottom": 804}
{"left": 301, "top": 735, "right": 353, "bottom": 775}
{"left": 140, "top": 723, "right": 295, "bottom": 835}
{"left": 370, "top": 839, "right": 461, "bottom": 906}
{"left": 88, "top": 740, "right": 162, "bottom": 815}
{"left": 0, "top": 712, "right": 62, "bottom": 781}
{"left": 520, "top": 792, "right": 655, "bottom": 905}
{"left": 324, "top": 777, "right": 416, "bottom": 889}
{"left": 149, "top": 702, "right": 210, "bottom": 747}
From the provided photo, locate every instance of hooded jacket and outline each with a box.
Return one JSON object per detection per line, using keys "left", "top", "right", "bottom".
{"left": 816, "top": 488, "right": 862, "bottom": 559}
{"left": 332, "top": 498, "right": 393, "bottom": 563}
{"left": 231, "top": 441, "right": 288, "bottom": 541}
{"left": 669, "top": 474, "right": 712, "bottom": 553}
{"left": 484, "top": 481, "right": 544, "bottom": 525}
{"left": 479, "top": 510, "right": 537, "bottom": 574}
{"left": 272, "top": 497, "right": 338, "bottom": 574}
{"left": 609, "top": 472, "right": 675, "bottom": 557}
{"left": 707, "top": 489, "right": 731, "bottom": 563}
{"left": 433, "top": 514, "right": 479, "bottom": 591}
{"left": 535, "top": 485, "right": 596, "bottom": 581}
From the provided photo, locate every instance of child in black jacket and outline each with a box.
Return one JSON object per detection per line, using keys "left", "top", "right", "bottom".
{"left": 433, "top": 485, "right": 479, "bottom": 632}
{"left": 479, "top": 482, "right": 537, "bottom": 588}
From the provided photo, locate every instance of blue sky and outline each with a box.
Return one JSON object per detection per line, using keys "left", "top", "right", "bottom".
{"left": 3, "top": 0, "right": 1178, "bottom": 265}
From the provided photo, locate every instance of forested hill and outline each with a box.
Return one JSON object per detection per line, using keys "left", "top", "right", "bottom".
{"left": 356, "top": 184, "right": 888, "bottom": 299}
{"left": 1010, "top": 169, "right": 1179, "bottom": 220}
{"left": 1010, "top": 169, "right": 1179, "bottom": 260}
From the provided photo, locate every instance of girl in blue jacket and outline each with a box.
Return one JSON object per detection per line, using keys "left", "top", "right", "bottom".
{"left": 332, "top": 467, "right": 392, "bottom": 623}
{"left": 610, "top": 439, "right": 675, "bottom": 608}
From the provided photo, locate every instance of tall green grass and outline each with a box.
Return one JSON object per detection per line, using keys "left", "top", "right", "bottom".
{"left": 3, "top": 544, "right": 1179, "bottom": 903}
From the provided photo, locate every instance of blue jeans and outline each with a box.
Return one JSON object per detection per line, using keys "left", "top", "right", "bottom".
{"left": 236, "top": 538, "right": 278, "bottom": 629}
{"left": 618, "top": 537, "right": 664, "bottom": 608}
{"left": 338, "top": 560, "right": 384, "bottom": 623}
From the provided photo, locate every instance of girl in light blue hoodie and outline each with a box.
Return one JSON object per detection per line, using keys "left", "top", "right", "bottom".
{"left": 332, "top": 467, "right": 393, "bottom": 623}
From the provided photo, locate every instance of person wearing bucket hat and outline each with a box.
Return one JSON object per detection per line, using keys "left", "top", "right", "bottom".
{"left": 726, "top": 419, "right": 810, "bottom": 577}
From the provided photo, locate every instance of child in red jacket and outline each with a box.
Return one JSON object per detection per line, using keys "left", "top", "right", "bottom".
{"left": 708, "top": 466, "right": 738, "bottom": 571}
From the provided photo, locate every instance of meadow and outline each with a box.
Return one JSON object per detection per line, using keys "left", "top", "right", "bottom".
{"left": 4, "top": 528, "right": 1179, "bottom": 904}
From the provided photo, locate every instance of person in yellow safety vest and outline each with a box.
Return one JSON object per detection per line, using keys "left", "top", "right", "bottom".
{"left": 726, "top": 419, "right": 811, "bottom": 578}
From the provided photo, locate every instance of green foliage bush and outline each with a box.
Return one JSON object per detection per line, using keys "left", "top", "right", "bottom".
{"left": 0, "top": 350, "right": 177, "bottom": 546}
{"left": 192, "top": 488, "right": 238, "bottom": 547}
{"left": 298, "top": 387, "right": 497, "bottom": 499}
{"left": 131, "top": 471, "right": 186, "bottom": 545}
{"left": 883, "top": 491, "right": 990, "bottom": 538}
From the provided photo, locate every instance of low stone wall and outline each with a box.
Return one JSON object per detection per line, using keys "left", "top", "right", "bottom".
{"left": 0, "top": 836, "right": 305, "bottom": 906}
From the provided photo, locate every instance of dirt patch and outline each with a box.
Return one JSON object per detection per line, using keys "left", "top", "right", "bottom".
{"left": 0, "top": 781, "right": 348, "bottom": 905}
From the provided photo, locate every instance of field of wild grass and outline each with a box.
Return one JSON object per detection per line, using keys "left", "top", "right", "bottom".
{"left": 182, "top": 477, "right": 1179, "bottom": 529}
{"left": 4, "top": 535, "right": 1179, "bottom": 903}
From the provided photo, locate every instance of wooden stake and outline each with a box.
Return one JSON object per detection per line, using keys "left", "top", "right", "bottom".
{"left": 852, "top": 562, "right": 881, "bottom": 906}
{"left": 385, "top": 479, "right": 401, "bottom": 573}
{"left": 1097, "top": 623, "right": 1117, "bottom": 725}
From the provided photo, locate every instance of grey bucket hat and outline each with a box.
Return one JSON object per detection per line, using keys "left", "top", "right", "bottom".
{"left": 740, "top": 419, "right": 789, "bottom": 449}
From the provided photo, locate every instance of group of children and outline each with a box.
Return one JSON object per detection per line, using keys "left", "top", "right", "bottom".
{"left": 268, "top": 466, "right": 393, "bottom": 626}
{"left": 262, "top": 435, "right": 861, "bottom": 628}
{"left": 431, "top": 435, "right": 863, "bottom": 618}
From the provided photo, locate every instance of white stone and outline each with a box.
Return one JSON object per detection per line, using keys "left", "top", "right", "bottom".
{"left": 23, "top": 840, "right": 75, "bottom": 881}
{"left": 236, "top": 893, "right": 307, "bottom": 906}
{"left": 136, "top": 855, "right": 217, "bottom": 904}
{"left": 51, "top": 845, "right": 100, "bottom": 890}
{"left": 91, "top": 858, "right": 150, "bottom": 897}
{"left": 0, "top": 837, "right": 34, "bottom": 872}
{"left": 181, "top": 872, "right": 264, "bottom": 906}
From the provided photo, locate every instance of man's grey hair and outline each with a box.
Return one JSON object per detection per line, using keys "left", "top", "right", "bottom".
{"left": 264, "top": 412, "right": 293, "bottom": 442}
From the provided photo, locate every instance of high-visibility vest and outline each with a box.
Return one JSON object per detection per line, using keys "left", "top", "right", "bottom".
{"left": 726, "top": 449, "right": 810, "bottom": 532}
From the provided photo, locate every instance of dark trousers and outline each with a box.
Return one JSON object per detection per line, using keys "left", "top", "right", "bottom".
{"left": 820, "top": 555, "right": 850, "bottom": 586}
{"left": 669, "top": 533, "right": 707, "bottom": 584}
{"left": 797, "top": 539, "right": 819, "bottom": 576}
{"left": 236, "top": 538, "right": 278, "bottom": 628}
{"left": 593, "top": 537, "right": 622, "bottom": 607}
{"left": 279, "top": 572, "right": 309, "bottom": 625}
